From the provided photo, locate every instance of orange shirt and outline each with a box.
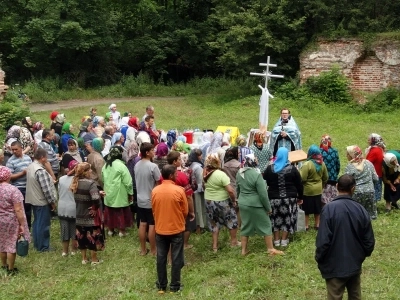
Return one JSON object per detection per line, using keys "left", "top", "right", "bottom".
{"left": 151, "top": 180, "right": 188, "bottom": 235}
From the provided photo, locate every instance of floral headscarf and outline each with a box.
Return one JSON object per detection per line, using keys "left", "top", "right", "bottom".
{"left": 21, "top": 117, "right": 33, "bottom": 130}
{"left": 55, "top": 114, "right": 66, "bottom": 124}
{"left": 70, "top": 162, "right": 91, "bottom": 193}
{"left": 369, "top": 133, "right": 386, "bottom": 149}
{"left": 307, "top": 144, "right": 323, "bottom": 172}
{"left": 33, "top": 122, "right": 43, "bottom": 132}
{"left": 105, "top": 146, "right": 123, "bottom": 167}
{"left": 6, "top": 125, "right": 21, "bottom": 140}
{"left": 320, "top": 134, "right": 332, "bottom": 152}
{"left": 236, "top": 135, "right": 247, "bottom": 147}
{"left": 92, "top": 116, "right": 104, "bottom": 128}
{"left": 0, "top": 166, "right": 11, "bottom": 182}
{"left": 205, "top": 154, "right": 220, "bottom": 170}
{"left": 238, "top": 153, "right": 259, "bottom": 178}
{"left": 127, "top": 140, "right": 139, "bottom": 160}
{"left": 92, "top": 138, "right": 104, "bottom": 153}
{"left": 253, "top": 132, "right": 264, "bottom": 145}
{"left": 346, "top": 145, "right": 365, "bottom": 171}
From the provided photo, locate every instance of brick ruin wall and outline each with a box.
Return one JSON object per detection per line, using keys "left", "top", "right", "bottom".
{"left": 299, "top": 39, "right": 400, "bottom": 92}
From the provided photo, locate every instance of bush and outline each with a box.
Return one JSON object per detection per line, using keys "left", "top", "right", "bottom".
{"left": 363, "top": 87, "right": 400, "bottom": 112}
{"left": 0, "top": 93, "right": 30, "bottom": 141}
{"left": 304, "top": 67, "right": 352, "bottom": 104}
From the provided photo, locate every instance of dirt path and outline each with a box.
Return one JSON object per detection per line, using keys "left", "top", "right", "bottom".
{"left": 30, "top": 96, "right": 185, "bottom": 112}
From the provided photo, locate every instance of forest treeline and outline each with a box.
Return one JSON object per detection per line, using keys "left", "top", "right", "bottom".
{"left": 1, "top": 0, "right": 400, "bottom": 87}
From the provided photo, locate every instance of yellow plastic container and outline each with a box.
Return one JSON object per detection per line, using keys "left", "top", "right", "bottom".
{"left": 216, "top": 126, "right": 240, "bottom": 145}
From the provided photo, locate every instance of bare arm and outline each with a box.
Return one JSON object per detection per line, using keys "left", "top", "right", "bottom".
{"left": 225, "top": 184, "right": 237, "bottom": 205}
{"left": 14, "top": 202, "right": 26, "bottom": 234}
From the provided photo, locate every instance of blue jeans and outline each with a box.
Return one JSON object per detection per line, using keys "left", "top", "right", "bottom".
{"left": 156, "top": 232, "right": 184, "bottom": 291}
{"left": 32, "top": 205, "right": 51, "bottom": 251}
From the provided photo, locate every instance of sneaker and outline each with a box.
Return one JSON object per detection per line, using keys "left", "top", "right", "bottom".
{"left": 62, "top": 252, "right": 68, "bottom": 257}
{"left": 157, "top": 289, "right": 166, "bottom": 295}
{"left": 280, "top": 239, "right": 289, "bottom": 247}
{"left": 108, "top": 231, "right": 115, "bottom": 237}
{"left": 70, "top": 251, "right": 76, "bottom": 256}
{"left": 119, "top": 232, "right": 128, "bottom": 237}
{"left": 273, "top": 240, "right": 281, "bottom": 247}
{"left": 91, "top": 259, "right": 103, "bottom": 266}
{"left": 82, "top": 259, "right": 89, "bottom": 265}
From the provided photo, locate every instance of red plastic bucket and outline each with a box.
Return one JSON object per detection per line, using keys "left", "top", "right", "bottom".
{"left": 183, "top": 132, "right": 193, "bottom": 144}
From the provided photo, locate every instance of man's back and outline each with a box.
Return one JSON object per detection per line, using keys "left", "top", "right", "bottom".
{"left": 134, "top": 159, "right": 161, "bottom": 208}
{"left": 316, "top": 195, "right": 375, "bottom": 279}
{"left": 152, "top": 180, "right": 188, "bottom": 235}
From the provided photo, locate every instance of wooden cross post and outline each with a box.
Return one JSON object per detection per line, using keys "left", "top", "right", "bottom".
{"left": 250, "top": 56, "right": 284, "bottom": 133}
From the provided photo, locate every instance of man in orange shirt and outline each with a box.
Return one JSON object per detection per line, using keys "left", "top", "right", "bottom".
{"left": 152, "top": 165, "right": 188, "bottom": 294}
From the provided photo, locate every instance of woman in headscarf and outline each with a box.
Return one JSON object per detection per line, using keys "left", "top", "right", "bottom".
{"left": 206, "top": 132, "right": 226, "bottom": 168}
{"left": 58, "top": 160, "right": 79, "bottom": 257}
{"left": 49, "top": 111, "right": 59, "bottom": 128}
{"left": 92, "top": 117, "right": 105, "bottom": 138}
{"left": 33, "top": 122, "right": 45, "bottom": 144}
{"left": 236, "top": 135, "right": 254, "bottom": 168}
{"left": 366, "top": 133, "right": 385, "bottom": 207}
{"left": 204, "top": 154, "right": 239, "bottom": 252}
{"left": 263, "top": 147, "right": 303, "bottom": 247}
{"left": 345, "top": 145, "right": 379, "bottom": 219}
{"left": 111, "top": 132, "right": 128, "bottom": 162}
{"left": 153, "top": 141, "right": 169, "bottom": 171}
{"left": 70, "top": 163, "right": 104, "bottom": 265}
{"left": 187, "top": 149, "right": 206, "bottom": 234}
{"left": 250, "top": 132, "right": 270, "bottom": 173}
{"left": 223, "top": 147, "right": 241, "bottom": 190}
{"left": 126, "top": 141, "right": 140, "bottom": 226}
{"left": 19, "top": 126, "right": 35, "bottom": 159}
{"left": 237, "top": 154, "right": 284, "bottom": 256}
{"left": 173, "top": 141, "right": 191, "bottom": 167}
{"left": 102, "top": 146, "right": 134, "bottom": 237}
{"left": 62, "top": 139, "right": 84, "bottom": 165}
{"left": 0, "top": 166, "right": 30, "bottom": 275}
{"left": 87, "top": 138, "right": 105, "bottom": 188}
{"left": 382, "top": 151, "right": 400, "bottom": 213}
{"left": 52, "top": 113, "right": 66, "bottom": 137}
{"left": 21, "top": 117, "right": 34, "bottom": 137}
{"left": 200, "top": 131, "right": 213, "bottom": 163}
{"left": 300, "top": 145, "right": 328, "bottom": 230}
{"left": 320, "top": 135, "right": 340, "bottom": 206}
{"left": 61, "top": 123, "right": 75, "bottom": 154}
{"left": 124, "top": 117, "right": 139, "bottom": 149}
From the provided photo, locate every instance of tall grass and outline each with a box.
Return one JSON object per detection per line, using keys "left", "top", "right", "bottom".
{"left": 20, "top": 75, "right": 258, "bottom": 103}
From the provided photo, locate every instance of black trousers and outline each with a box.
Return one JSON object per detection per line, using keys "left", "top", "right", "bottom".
{"left": 326, "top": 274, "right": 361, "bottom": 300}
{"left": 156, "top": 232, "right": 184, "bottom": 291}
{"left": 18, "top": 187, "right": 31, "bottom": 230}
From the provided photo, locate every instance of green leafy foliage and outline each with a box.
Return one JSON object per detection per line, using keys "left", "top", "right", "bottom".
{"left": 0, "top": 94, "right": 30, "bottom": 133}
{"left": 304, "top": 67, "right": 352, "bottom": 103}
{"left": 363, "top": 87, "right": 400, "bottom": 112}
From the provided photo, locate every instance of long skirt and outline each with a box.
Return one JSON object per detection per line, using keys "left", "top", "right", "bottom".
{"left": 104, "top": 206, "right": 133, "bottom": 229}
{"left": 76, "top": 226, "right": 105, "bottom": 251}
{"left": 60, "top": 218, "right": 76, "bottom": 241}
{"left": 270, "top": 197, "right": 298, "bottom": 234}
{"left": 239, "top": 205, "right": 272, "bottom": 236}
{"left": 353, "top": 191, "right": 375, "bottom": 219}
{"left": 205, "top": 199, "right": 238, "bottom": 232}
{"left": 194, "top": 192, "right": 207, "bottom": 228}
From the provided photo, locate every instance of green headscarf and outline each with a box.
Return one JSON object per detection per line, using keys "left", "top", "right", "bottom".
{"left": 105, "top": 112, "right": 112, "bottom": 120}
{"left": 92, "top": 138, "right": 104, "bottom": 153}
{"left": 62, "top": 123, "right": 74, "bottom": 137}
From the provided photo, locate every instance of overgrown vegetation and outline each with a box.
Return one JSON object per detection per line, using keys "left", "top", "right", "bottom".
{"left": 0, "top": 93, "right": 30, "bottom": 131}
{"left": 1, "top": 0, "right": 400, "bottom": 86}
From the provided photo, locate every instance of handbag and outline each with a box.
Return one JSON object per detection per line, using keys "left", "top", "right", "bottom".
{"left": 296, "top": 208, "right": 306, "bottom": 232}
{"left": 16, "top": 235, "right": 29, "bottom": 257}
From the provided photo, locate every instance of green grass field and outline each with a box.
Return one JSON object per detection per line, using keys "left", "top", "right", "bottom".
{"left": 2, "top": 94, "right": 400, "bottom": 299}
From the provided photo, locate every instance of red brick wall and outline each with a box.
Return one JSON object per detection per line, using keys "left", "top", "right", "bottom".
{"left": 350, "top": 56, "right": 383, "bottom": 91}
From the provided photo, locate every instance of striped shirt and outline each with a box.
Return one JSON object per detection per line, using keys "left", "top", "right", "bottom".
{"left": 6, "top": 154, "right": 32, "bottom": 188}
{"left": 38, "top": 140, "right": 59, "bottom": 173}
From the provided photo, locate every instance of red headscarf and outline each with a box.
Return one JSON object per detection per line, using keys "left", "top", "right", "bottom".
{"left": 50, "top": 111, "right": 59, "bottom": 121}
{"left": 320, "top": 134, "right": 331, "bottom": 152}
{"left": 128, "top": 117, "right": 139, "bottom": 130}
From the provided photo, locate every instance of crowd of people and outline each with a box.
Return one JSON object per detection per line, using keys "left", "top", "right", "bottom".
{"left": 0, "top": 104, "right": 389, "bottom": 297}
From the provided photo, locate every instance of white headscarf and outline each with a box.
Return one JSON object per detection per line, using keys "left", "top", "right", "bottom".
{"left": 384, "top": 153, "right": 400, "bottom": 172}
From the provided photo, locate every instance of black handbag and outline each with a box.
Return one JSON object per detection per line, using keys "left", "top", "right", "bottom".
{"left": 16, "top": 235, "right": 29, "bottom": 257}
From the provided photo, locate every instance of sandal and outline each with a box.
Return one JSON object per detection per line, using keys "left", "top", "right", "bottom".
{"left": 212, "top": 247, "right": 218, "bottom": 253}
{"left": 140, "top": 249, "right": 150, "bottom": 256}
{"left": 268, "top": 249, "right": 284, "bottom": 256}
{"left": 230, "top": 242, "right": 241, "bottom": 248}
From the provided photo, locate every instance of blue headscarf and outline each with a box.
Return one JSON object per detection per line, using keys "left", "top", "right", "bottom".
{"left": 273, "top": 147, "right": 290, "bottom": 173}
{"left": 307, "top": 144, "right": 323, "bottom": 172}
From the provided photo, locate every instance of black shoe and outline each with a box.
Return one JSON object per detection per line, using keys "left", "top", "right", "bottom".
{"left": 7, "top": 268, "right": 19, "bottom": 276}
{"left": 391, "top": 202, "right": 399, "bottom": 209}
{"left": 1, "top": 265, "right": 8, "bottom": 270}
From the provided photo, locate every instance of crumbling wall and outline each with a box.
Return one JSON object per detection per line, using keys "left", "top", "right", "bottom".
{"left": 300, "top": 39, "right": 400, "bottom": 92}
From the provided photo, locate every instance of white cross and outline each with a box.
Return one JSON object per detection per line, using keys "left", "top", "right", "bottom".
{"left": 250, "top": 56, "right": 284, "bottom": 132}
